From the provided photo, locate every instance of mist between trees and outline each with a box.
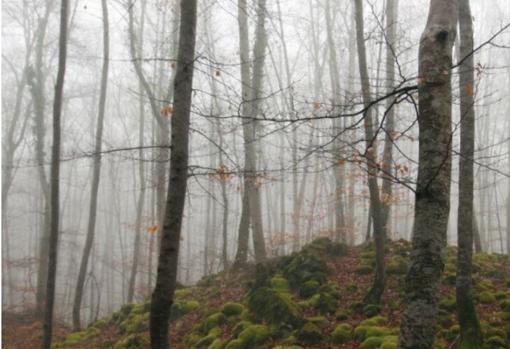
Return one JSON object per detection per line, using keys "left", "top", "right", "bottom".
{"left": 2, "top": 0, "right": 510, "bottom": 348}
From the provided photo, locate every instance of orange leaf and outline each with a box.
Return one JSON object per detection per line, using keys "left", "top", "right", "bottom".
{"left": 147, "top": 224, "right": 159, "bottom": 234}
{"left": 160, "top": 105, "right": 173, "bottom": 117}
{"left": 465, "top": 83, "right": 474, "bottom": 97}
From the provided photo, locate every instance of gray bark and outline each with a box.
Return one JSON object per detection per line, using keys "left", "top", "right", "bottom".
{"left": 42, "top": 0, "right": 69, "bottom": 346}
{"left": 72, "top": 0, "right": 109, "bottom": 330}
{"left": 398, "top": 1, "right": 458, "bottom": 348}
{"left": 149, "top": 0, "right": 197, "bottom": 347}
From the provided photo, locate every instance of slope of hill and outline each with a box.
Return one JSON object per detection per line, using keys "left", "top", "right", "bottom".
{"left": 5, "top": 238, "right": 510, "bottom": 349}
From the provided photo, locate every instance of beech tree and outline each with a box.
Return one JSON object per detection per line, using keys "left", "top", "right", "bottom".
{"left": 42, "top": 0, "right": 69, "bottom": 347}
{"left": 149, "top": 0, "right": 197, "bottom": 347}
{"left": 398, "top": 1, "right": 458, "bottom": 348}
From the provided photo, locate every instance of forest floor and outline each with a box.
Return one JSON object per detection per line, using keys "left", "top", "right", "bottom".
{"left": 3, "top": 238, "right": 510, "bottom": 349}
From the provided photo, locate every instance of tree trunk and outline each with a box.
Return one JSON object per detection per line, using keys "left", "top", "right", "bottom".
{"left": 354, "top": 0, "right": 387, "bottom": 306}
{"left": 149, "top": 0, "right": 197, "bottom": 347}
{"left": 456, "top": 0, "right": 483, "bottom": 346}
{"left": 381, "top": 0, "right": 398, "bottom": 231}
{"left": 72, "top": 0, "right": 109, "bottom": 330}
{"left": 398, "top": 1, "right": 457, "bottom": 348}
{"left": 42, "top": 0, "right": 69, "bottom": 347}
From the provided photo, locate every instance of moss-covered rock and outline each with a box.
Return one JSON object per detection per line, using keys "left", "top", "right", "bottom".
{"left": 331, "top": 323, "right": 353, "bottom": 344}
{"left": 479, "top": 291, "right": 497, "bottom": 304}
{"left": 208, "top": 338, "right": 226, "bottom": 349}
{"left": 299, "top": 280, "right": 320, "bottom": 298}
{"left": 222, "top": 302, "right": 244, "bottom": 317}
{"left": 360, "top": 316, "right": 387, "bottom": 327}
{"left": 226, "top": 324, "right": 270, "bottom": 349}
{"left": 170, "top": 300, "right": 199, "bottom": 321}
{"left": 119, "top": 312, "right": 149, "bottom": 334}
{"left": 356, "top": 263, "right": 373, "bottom": 275}
{"left": 271, "top": 275, "right": 290, "bottom": 292}
{"left": 360, "top": 336, "right": 385, "bottom": 349}
{"left": 196, "top": 327, "right": 222, "bottom": 347}
{"left": 247, "top": 287, "right": 302, "bottom": 327}
{"left": 113, "top": 334, "right": 149, "bottom": 349}
{"left": 202, "top": 313, "right": 226, "bottom": 333}
{"left": 484, "top": 336, "right": 507, "bottom": 349}
{"left": 297, "top": 322, "right": 323, "bottom": 345}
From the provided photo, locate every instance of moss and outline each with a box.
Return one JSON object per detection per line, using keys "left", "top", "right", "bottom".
{"left": 113, "top": 334, "right": 149, "bottom": 349}
{"left": 500, "top": 299, "right": 510, "bottom": 312}
{"left": 231, "top": 321, "right": 252, "bottom": 336}
{"left": 386, "top": 255, "right": 408, "bottom": 275}
{"left": 439, "top": 296, "right": 456, "bottom": 311}
{"left": 360, "top": 316, "right": 387, "bottom": 326}
{"left": 479, "top": 291, "right": 497, "bottom": 304}
{"left": 247, "top": 287, "right": 302, "bottom": 327}
{"left": 354, "top": 326, "right": 370, "bottom": 340}
{"left": 271, "top": 275, "right": 290, "bottom": 292}
{"left": 222, "top": 302, "right": 244, "bottom": 317}
{"left": 331, "top": 323, "right": 353, "bottom": 344}
{"left": 335, "top": 310, "right": 349, "bottom": 321}
{"left": 271, "top": 346, "right": 303, "bottom": 349}
{"left": 305, "top": 316, "right": 328, "bottom": 328}
{"left": 299, "top": 280, "right": 320, "bottom": 298}
{"left": 119, "top": 312, "right": 149, "bottom": 334}
{"left": 297, "top": 322, "right": 323, "bottom": 344}
{"left": 202, "top": 313, "right": 226, "bottom": 333}
{"left": 360, "top": 336, "right": 385, "bottom": 349}
{"left": 175, "top": 288, "right": 193, "bottom": 299}
{"left": 229, "top": 324, "right": 270, "bottom": 349}
{"left": 380, "top": 335, "right": 398, "bottom": 349}
{"left": 356, "top": 263, "right": 373, "bottom": 275}
{"left": 196, "top": 327, "right": 222, "bottom": 348}
{"left": 363, "top": 304, "right": 382, "bottom": 317}
{"left": 208, "top": 339, "right": 226, "bottom": 349}
{"left": 484, "top": 336, "right": 507, "bottom": 349}
{"left": 346, "top": 283, "right": 358, "bottom": 292}
{"left": 170, "top": 300, "right": 199, "bottom": 321}
{"left": 281, "top": 248, "right": 328, "bottom": 289}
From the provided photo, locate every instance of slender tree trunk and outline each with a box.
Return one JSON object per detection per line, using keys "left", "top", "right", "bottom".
{"left": 42, "top": 0, "right": 69, "bottom": 346}
{"left": 72, "top": 0, "right": 109, "bottom": 330}
{"left": 354, "top": 0, "right": 387, "bottom": 306}
{"left": 381, "top": 0, "right": 398, "bottom": 231}
{"left": 398, "top": 1, "right": 457, "bottom": 348}
{"left": 456, "top": 0, "right": 483, "bottom": 346}
{"left": 149, "top": 0, "right": 197, "bottom": 347}
{"left": 507, "top": 68, "right": 510, "bottom": 254}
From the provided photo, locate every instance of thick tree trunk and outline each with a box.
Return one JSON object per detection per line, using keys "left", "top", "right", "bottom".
{"left": 456, "top": 0, "right": 483, "bottom": 346}
{"left": 42, "top": 0, "right": 69, "bottom": 347}
{"left": 72, "top": 0, "right": 109, "bottom": 330}
{"left": 398, "top": 1, "right": 457, "bottom": 348}
{"left": 354, "top": 0, "right": 387, "bottom": 306}
{"left": 149, "top": 0, "right": 197, "bottom": 347}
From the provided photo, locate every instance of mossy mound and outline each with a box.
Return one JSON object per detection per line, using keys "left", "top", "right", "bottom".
{"left": 331, "top": 323, "right": 353, "bottom": 344}
{"left": 247, "top": 286, "right": 302, "bottom": 327}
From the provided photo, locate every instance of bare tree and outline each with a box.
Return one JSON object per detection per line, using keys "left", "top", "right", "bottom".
{"left": 42, "top": 0, "right": 69, "bottom": 347}
{"left": 354, "top": 0, "right": 387, "bottom": 306}
{"left": 398, "top": 1, "right": 458, "bottom": 348}
{"left": 456, "top": 0, "right": 483, "bottom": 346}
{"left": 149, "top": 0, "right": 197, "bottom": 347}
{"left": 72, "top": 0, "right": 109, "bottom": 330}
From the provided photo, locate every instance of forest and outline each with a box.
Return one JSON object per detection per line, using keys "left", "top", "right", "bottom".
{"left": 2, "top": 0, "right": 510, "bottom": 348}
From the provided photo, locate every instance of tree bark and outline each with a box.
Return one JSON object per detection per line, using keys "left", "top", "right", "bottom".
{"left": 456, "top": 0, "right": 483, "bottom": 346}
{"left": 398, "top": 1, "right": 458, "bottom": 348}
{"left": 149, "top": 0, "right": 197, "bottom": 347}
{"left": 42, "top": 0, "right": 69, "bottom": 347}
{"left": 381, "top": 0, "right": 399, "bottom": 230}
{"left": 72, "top": 0, "right": 109, "bottom": 330}
{"left": 354, "top": 0, "right": 387, "bottom": 306}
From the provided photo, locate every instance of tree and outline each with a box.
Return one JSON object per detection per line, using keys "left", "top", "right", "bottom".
{"left": 149, "top": 0, "right": 197, "bottom": 347}
{"left": 354, "top": 0, "right": 387, "bottom": 306}
{"left": 456, "top": 0, "right": 483, "bottom": 347}
{"left": 381, "top": 0, "right": 399, "bottom": 228}
{"left": 42, "top": 0, "right": 69, "bottom": 347}
{"left": 398, "top": 1, "right": 458, "bottom": 348}
{"left": 72, "top": 0, "right": 110, "bottom": 330}
{"left": 233, "top": 0, "right": 268, "bottom": 267}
